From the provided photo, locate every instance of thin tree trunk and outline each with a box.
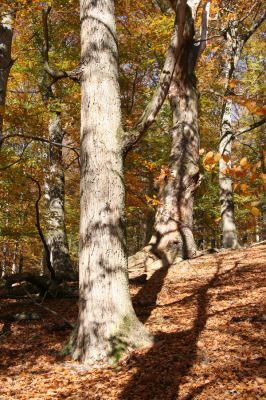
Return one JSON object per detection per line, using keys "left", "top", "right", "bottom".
{"left": 11, "top": 240, "right": 19, "bottom": 274}
{"left": 0, "top": 10, "right": 13, "bottom": 142}
{"left": 38, "top": 11, "right": 73, "bottom": 276}
{"left": 44, "top": 111, "right": 73, "bottom": 275}
{"left": 219, "top": 98, "right": 239, "bottom": 248}
{"left": 72, "top": 0, "right": 151, "bottom": 364}
{"left": 1, "top": 242, "right": 7, "bottom": 277}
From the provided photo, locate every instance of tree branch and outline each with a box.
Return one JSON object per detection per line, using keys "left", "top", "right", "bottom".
{"left": 26, "top": 176, "right": 55, "bottom": 280}
{"left": 234, "top": 118, "right": 266, "bottom": 137}
{"left": 41, "top": 6, "right": 80, "bottom": 83}
{"left": 0, "top": 133, "right": 79, "bottom": 153}
{"left": 219, "top": 118, "right": 266, "bottom": 145}
{"left": 0, "top": 140, "right": 32, "bottom": 170}
{"left": 243, "top": 10, "right": 266, "bottom": 44}
{"left": 122, "top": 0, "right": 187, "bottom": 153}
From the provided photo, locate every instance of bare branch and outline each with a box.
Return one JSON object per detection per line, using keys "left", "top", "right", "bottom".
{"left": 219, "top": 118, "right": 266, "bottom": 144}
{"left": 26, "top": 176, "right": 55, "bottom": 280}
{"left": 41, "top": 6, "right": 80, "bottom": 83}
{"left": 236, "top": 2, "right": 257, "bottom": 26}
{"left": 234, "top": 118, "right": 266, "bottom": 137}
{"left": 0, "top": 140, "right": 32, "bottom": 170}
{"left": 243, "top": 10, "right": 266, "bottom": 44}
{"left": 0, "top": 133, "right": 79, "bottom": 152}
{"left": 123, "top": 0, "right": 187, "bottom": 153}
{"left": 234, "top": 137, "right": 258, "bottom": 153}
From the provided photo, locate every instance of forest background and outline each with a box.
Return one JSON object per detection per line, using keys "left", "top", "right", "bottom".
{"left": 0, "top": 0, "right": 265, "bottom": 275}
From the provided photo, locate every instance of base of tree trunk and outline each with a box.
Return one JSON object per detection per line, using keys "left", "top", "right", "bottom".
{"left": 128, "top": 240, "right": 194, "bottom": 277}
{"left": 67, "top": 313, "right": 153, "bottom": 366}
{"left": 222, "top": 232, "right": 241, "bottom": 250}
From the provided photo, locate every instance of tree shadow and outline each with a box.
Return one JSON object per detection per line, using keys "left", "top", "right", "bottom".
{"left": 119, "top": 260, "right": 245, "bottom": 400}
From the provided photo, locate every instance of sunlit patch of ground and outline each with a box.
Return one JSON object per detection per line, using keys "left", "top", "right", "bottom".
{"left": 0, "top": 244, "right": 265, "bottom": 399}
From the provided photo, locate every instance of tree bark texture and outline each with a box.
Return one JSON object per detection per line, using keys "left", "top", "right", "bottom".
{"left": 39, "top": 10, "right": 73, "bottom": 276}
{"left": 0, "top": 11, "right": 13, "bottom": 142}
{"left": 72, "top": 0, "right": 151, "bottom": 364}
{"left": 44, "top": 112, "right": 73, "bottom": 275}
{"left": 219, "top": 98, "right": 239, "bottom": 248}
{"left": 149, "top": 4, "right": 200, "bottom": 261}
{"left": 219, "top": 24, "right": 242, "bottom": 249}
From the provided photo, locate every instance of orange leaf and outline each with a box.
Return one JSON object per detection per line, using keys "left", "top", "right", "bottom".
{"left": 251, "top": 207, "right": 260, "bottom": 217}
{"left": 222, "top": 154, "right": 230, "bottom": 163}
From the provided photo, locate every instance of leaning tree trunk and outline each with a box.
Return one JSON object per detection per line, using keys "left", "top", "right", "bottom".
{"left": 0, "top": 10, "right": 13, "bottom": 142}
{"left": 44, "top": 111, "right": 73, "bottom": 275}
{"left": 129, "top": 4, "right": 202, "bottom": 269}
{"left": 72, "top": 0, "right": 151, "bottom": 364}
{"left": 219, "top": 98, "right": 239, "bottom": 248}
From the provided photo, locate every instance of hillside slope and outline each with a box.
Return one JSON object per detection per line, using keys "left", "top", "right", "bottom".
{"left": 0, "top": 244, "right": 265, "bottom": 399}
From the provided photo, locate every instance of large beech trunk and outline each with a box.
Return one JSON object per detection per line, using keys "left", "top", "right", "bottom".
{"left": 0, "top": 11, "right": 13, "bottom": 141}
{"left": 44, "top": 112, "right": 73, "bottom": 275}
{"left": 72, "top": 0, "right": 151, "bottom": 364}
{"left": 219, "top": 98, "right": 239, "bottom": 248}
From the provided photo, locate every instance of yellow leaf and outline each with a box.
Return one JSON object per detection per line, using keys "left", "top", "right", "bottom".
{"left": 229, "top": 79, "right": 237, "bottom": 89}
{"left": 251, "top": 207, "right": 260, "bottom": 217}
{"left": 240, "top": 157, "right": 248, "bottom": 167}
{"left": 199, "top": 148, "right": 205, "bottom": 155}
{"left": 214, "top": 153, "right": 221, "bottom": 162}
{"left": 260, "top": 173, "right": 266, "bottom": 183}
{"left": 204, "top": 151, "right": 214, "bottom": 164}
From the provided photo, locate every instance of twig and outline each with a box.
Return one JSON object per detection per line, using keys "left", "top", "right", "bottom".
{"left": 0, "top": 133, "right": 79, "bottom": 152}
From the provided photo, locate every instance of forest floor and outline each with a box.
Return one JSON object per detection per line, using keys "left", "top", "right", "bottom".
{"left": 0, "top": 244, "right": 265, "bottom": 400}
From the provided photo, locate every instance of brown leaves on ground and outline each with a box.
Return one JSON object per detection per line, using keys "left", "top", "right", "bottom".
{"left": 0, "top": 244, "right": 265, "bottom": 399}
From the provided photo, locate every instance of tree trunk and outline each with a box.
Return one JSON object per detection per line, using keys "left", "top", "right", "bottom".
{"left": 219, "top": 98, "right": 239, "bottom": 248}
{"left": 44, "top": 111, "right": 73, "bottom": 275}
{"left": 72, "top": 0, "right": 151, "bottom": 365}
{"left": 0, "top": 10, "right": 13, "bottom": 142}
{"left": 142, "top": 5, "right": 200, "bottom": 262}
{"left": 151, "top": 75, "right": 199, "bottom": 261}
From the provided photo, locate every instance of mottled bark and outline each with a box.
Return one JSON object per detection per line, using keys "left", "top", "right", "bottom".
{"left": 218, "top": 10, "right": 265, "bottom": 247}
{"left": 148, "top": 3, "right": 201, "bottom": 261}
{"left": 0, "top": 11, "right": 13, "bottom": 142}
{"left": 151, "top": 78, "right": 199, "bottom": 261}
{"left": 72, "top": 0, "right": 151, "bottom": 364}
{"left": 39, "top": 8, "right": 73, "bottom": 275}
{"left": 219, "top": 98, "right": 239, "bottom": 248}
{"left": 218, "top": 23, "right": 241, "bottom": 249}
{"left": 44, "top": 112, "right": 73, "bottom": 275}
